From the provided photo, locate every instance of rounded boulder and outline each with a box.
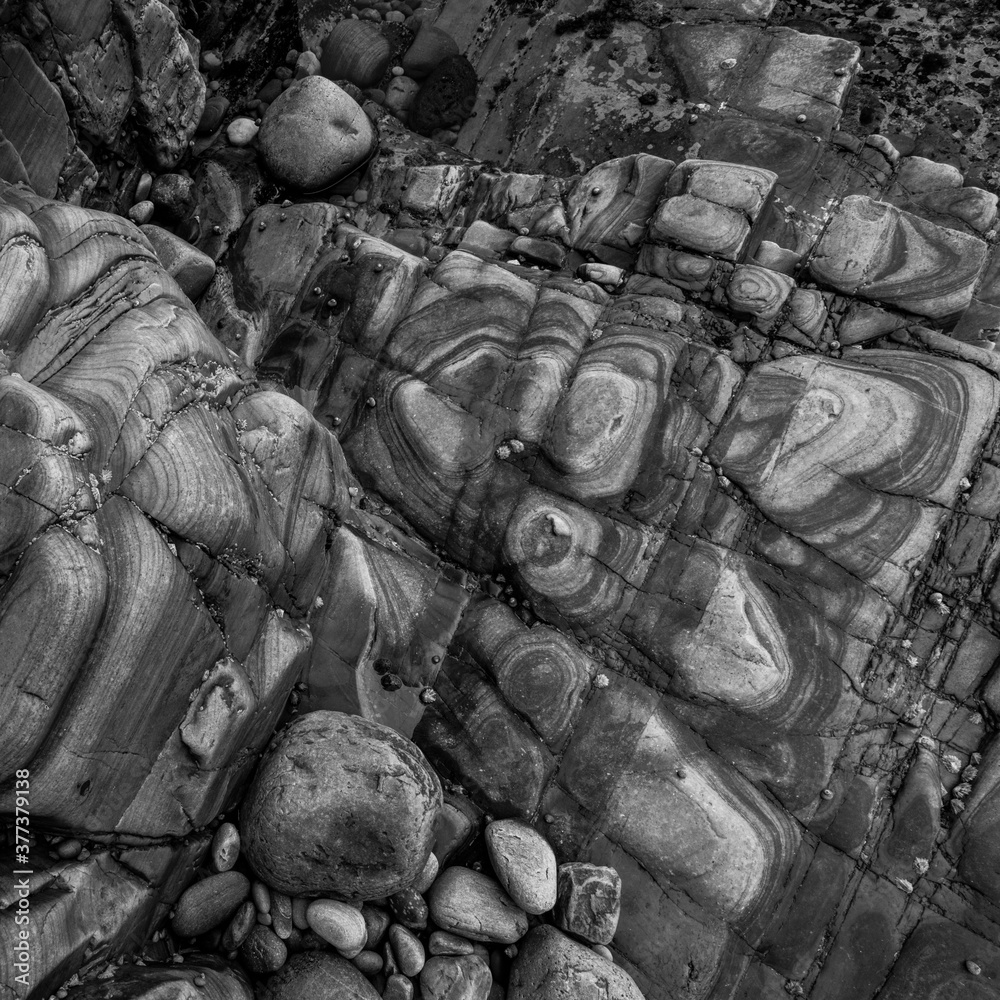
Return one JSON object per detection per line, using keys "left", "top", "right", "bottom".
{"left": 241, "top": 711, "right": 442, "bottom": 899}
{"left": 257, "top": 77, "right": 377, "bottom": 191}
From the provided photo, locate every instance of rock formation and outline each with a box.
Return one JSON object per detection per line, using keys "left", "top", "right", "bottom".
{"left": 2, "top": 1, "right": 1000, "bottom": 999}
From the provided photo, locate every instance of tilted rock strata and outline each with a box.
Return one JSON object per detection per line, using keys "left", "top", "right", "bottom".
{"left": 198, "top": 145, "right": 1000, "bottom": 1000}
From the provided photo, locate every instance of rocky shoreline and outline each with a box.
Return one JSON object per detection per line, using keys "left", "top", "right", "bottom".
{"left": 4, "top": 1, "right": 1000, "bottom": 999}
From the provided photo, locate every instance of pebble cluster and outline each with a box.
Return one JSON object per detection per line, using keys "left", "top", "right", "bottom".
{"left": 156, "top": 715, "right": 637, "bottom": 1000}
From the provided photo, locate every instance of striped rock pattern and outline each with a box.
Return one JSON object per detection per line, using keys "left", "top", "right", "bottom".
{"left": 4, "top": 1, "right": 1000, "bottom": 999}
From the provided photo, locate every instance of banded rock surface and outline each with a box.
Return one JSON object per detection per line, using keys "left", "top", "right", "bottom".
{"left": 4, "top": 2, "right": 1000, "bottom": 1000}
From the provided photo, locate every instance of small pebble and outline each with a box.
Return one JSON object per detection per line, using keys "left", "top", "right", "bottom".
{"left": 384, "top": 973, "right": 414, "bottom": 1000}
{"left": 307, "top": 899, "right": 368, "bottom": 958}
{"left": 226, "top": 117, "right": 259, "bottom": 147}
{"left": 389, "top": 887, "right": 429, "bottom": 930}
{"left": 353, "top": 949, "right": 384, "bottom": 975}
{"left": 291, "top": 896, "right": 310, "bottom": 930}
{"left": 363, "top": 904, "right": 392, "bottom": 949}
{"left": 56, "top": 838, "right": 84, "bottom": 860}
{"left": 210, "top": 821, "right": 240, "bottom": 872}
{"left": 389, "top": 923, "right": 426, "bottom": 977}
{"left": 222, "top": 900, "right": 256, "bottom": 950}
{"left": 413, "top": 852, "right": 439, "bottom": 894}
{"left": 252, "top": 880, "right": 271, "bottom": 914}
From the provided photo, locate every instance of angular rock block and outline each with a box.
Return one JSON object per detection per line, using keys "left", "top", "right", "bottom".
{"left": 712, "top": 351, "right": 1000, "bottom": 602}
{"left": 565, "top": 154, "right": 675, "bottom": 260}
{"left": 725, "top": 263, "right": 795, "bottom": 325}
{"left": 873, "top": 915, "right": 1000, "bottom": 999}
{"left": 954, "top": 738, "right": 1000, "bottom": 906}
{"left": 0, "top": 839, "right": 207, "bottom": 998}
{"left": 810, "top": 195, "right": 988, "bottom": 321}
{"left": 648, "top": 160, "right": 777, "bottom": 261}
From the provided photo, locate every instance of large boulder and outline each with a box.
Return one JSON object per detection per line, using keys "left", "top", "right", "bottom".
{"left": 240, "top": 711, "right": 442, "bottom": 899}
{"left": 257, "top": 76, "right": 377, "bottom": 191}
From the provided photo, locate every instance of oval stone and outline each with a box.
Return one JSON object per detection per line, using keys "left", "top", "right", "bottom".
{"left": 389, "top": 923, "right": 426, "bottom": 976}
{"left": 484, "top": 819, "right": 557, "bottom": 915}
{"left": 241, "top": 924, "right": 288, "bottom": 976}
{"left": 257, "top": 78, "right": 377, "bottom": 192}
{"left": 172, "top": 870, "right": 249, "bottom": 937}
{"left": 421, "top": 955, "right": 492, "bottom": 1000}
{"left": 210, "top": 821, "right": 241, "bottom": 872}
{"left": 307, "top": 899, "right": 368, "bottom": 957}
{"left": 427, "top": 868, "right": 528, "bottom": 944}
{"left": 508, "top": 926, "right": 643, "bottom": 1000}
{"left": 241, "top": 711, "right": 441, "bottom": 899}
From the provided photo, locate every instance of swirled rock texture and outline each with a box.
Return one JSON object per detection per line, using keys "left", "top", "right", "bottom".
{"left": 5, "top": 1, "right": 1000, "bottom": 999}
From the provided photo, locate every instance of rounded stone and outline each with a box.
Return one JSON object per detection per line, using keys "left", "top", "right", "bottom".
{"left": 210, "top": 821, "right": 241, "bottom": 872}
{"left": 240, "top": 711, "right": 441, "bottom": 899}
{"left": 227, "top": 117, "right": 259, "bottom": 147}
{"left": 127, "top": 200, "right": 154, "bottom": 225}
{"left": 241, "top": 924, "right": 288, "bottom": 976}
{"left": 389, "top": 923, "right": 426, "bottom": 977}
{"left": 384, "top": 972, "right": 415, "bottom": 1000}
{"left": 257, "top": 77, "right": 377, "bottom": 192}
{"left": 401, "top": 22, "right": 460, "bottom": 80}
{"left": 258, "top": 951, "right": 380, "bottom": 1000}
{"left": 507, "top": 926, "right": 643, "bottom": 1000}
{"left": 420, "top": 954, "right": 492, "bottom": 1000}
{"left": 197, "top": 95, "right": 229, "bottom": 135}
{"left": 148, "top": 172, "right": 194, "bottom": 221}
{"left": 384, "top": 75, "right": 420, "bottom": 116}
{"left": 171, "top": 870, "right": 250, "bottom": 937}
{"left": 427, "top": 868, "right": 528, "bottom": 944}
{"left": 307, "top": 899, "right": 368, "bottom": 957}
{"left": 320, "top": 20, "right": 392, "bottom": 89}
{"left": 484, "top": 819, "right": 557, "bottom": 915}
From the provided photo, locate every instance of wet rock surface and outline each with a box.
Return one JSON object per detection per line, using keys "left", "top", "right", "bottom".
{"left": 4, "top": 1, "right": 1000, "bottom": 1000}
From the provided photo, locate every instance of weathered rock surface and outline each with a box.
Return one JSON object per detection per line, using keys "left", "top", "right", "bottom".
{"left": 63, "top": 956, "right": 253, "bottom": 1000}
{"left": 141, "top": 224, "right": 217, "bottom": 300}
{"left": 555, "top": 863, "right": 622, "bottom": 945}
{"left": 240, "top": 712, "right": 442, "bottom": 899}
{"left": 6, "top": 2, "right": 1000, "bottom": 999}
